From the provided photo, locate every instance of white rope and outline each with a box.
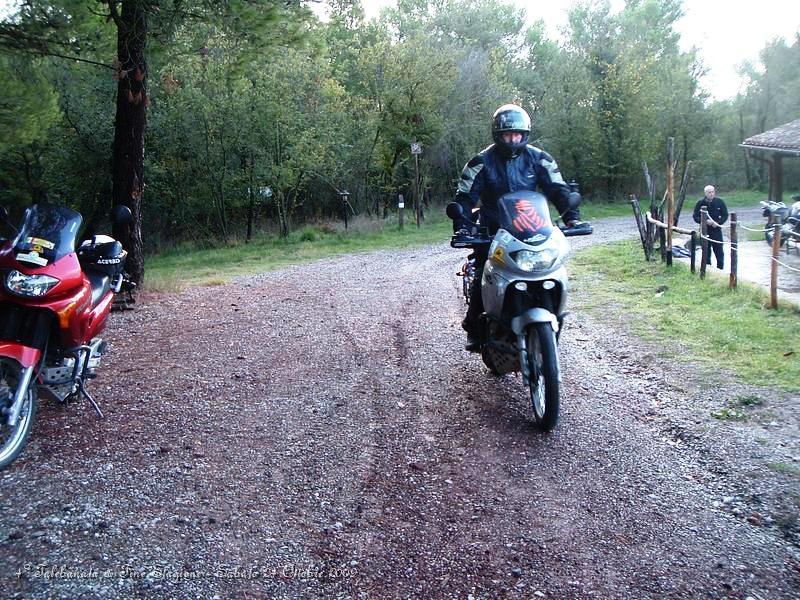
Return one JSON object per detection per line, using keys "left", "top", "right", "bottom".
{"left": 698, "top": 233, "right": 724, "bottom": 243}
{"left": 770, "top": 256, "right": 800, "bottom": 272}
{"left": 736, "top": 223, "right": 770, "bottom": 233}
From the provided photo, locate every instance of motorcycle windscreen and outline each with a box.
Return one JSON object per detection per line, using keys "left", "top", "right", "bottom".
{"left": 12, "top": 204, "right": 83, "bottom": 267}
{"left": 497, "top": 191, "right": 553, "bottom": 243}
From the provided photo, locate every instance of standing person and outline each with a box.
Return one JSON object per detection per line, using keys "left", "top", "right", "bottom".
{"left": 448, "top": 104, "right": 582, "bottom": 351}
{"left": 693, "top": 185, "right": 728, "bottom": 270}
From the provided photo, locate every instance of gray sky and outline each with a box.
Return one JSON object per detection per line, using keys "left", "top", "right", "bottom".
{"left": 354, "top": 0, "right": 800, "bottom": 101}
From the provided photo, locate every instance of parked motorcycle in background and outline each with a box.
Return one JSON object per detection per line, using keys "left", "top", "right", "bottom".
{"left": 449, "top": 191, "right": 592, "bottom": 430}
{"left": 760, "top": 195, "right": 800, "bottom": 248}
{"left": 0, "top": 203, "right": 132, "bottom": 469}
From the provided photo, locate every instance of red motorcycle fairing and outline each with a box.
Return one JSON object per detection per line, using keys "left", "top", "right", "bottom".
{"left": 0, "top": 248, "right": 112, "bottom": 349}
{"left": 80, "top": 286, "right": 113, "bottom": 342}
{"left": 0, "top": 246, "right": 84, "bottom": 297}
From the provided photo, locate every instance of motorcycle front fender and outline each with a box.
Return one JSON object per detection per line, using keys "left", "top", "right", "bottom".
{"left": 511, "top": 308, "right": 559, "bottom": 336}
{"left": 0, "top": 342, "right": 42, "bottom": 369}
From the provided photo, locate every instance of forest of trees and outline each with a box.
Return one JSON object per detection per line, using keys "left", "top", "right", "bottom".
{"left": 1, "top": 0, "right": 799, "bottom": 278}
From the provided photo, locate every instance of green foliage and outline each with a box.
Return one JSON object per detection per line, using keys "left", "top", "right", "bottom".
{"left": 711, "top": 395, "right": 764, "bottom": 422}
{"left": 571, "top": 239, "right": 800, "bottom": 390}
{"left": 0, "top": 56, "right": 58, "bottom": 151}
{"left": 1, "top": 0, "right": 797, "bottom": 253}
{"left": 0, "top": 54, "right": 60, "bottom": 206}
{"left": 145, "top": 213, "right": 451, "bottom": 288}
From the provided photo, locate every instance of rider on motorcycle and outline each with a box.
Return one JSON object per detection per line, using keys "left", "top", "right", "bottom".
{"left": 449, "top": 104, "right": 583, "bottom": 351}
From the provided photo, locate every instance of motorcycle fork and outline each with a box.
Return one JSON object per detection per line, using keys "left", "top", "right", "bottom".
{"left": 5, "top": 364, "right": 36, "bottom": 426}
{"left": 513, "top": 289, "right": 533, "bottom": 387}
{"left": 513, "top": 286, "right": 558, "bottom": 388}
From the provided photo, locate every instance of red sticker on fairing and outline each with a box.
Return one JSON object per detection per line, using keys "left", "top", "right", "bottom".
{"left": 511, "top": 200, "right": 547, "bottom": 236}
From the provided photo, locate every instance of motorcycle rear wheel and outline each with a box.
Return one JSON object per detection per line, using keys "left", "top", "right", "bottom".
{"left": 0, "top": 359, "right": 38, "bottom": 470}
{"left": 527, "top": 324, "right": 560, "bottom": 431}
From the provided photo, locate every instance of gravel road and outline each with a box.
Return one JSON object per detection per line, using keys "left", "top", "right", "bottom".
{"left": 1, "top": 213, "right": 798, "bottom": 599}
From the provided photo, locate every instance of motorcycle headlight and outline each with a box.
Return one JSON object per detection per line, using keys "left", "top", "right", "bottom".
{"left": 513, "top": 249, "right": 558, "bottom": 272}
{"left": 5, "top": 270, "right": 60, "bottom": 297}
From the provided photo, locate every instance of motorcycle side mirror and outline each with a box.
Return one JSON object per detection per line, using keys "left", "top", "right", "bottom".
{"left": 112, "top": 204, "right": 132, "bottom": 226}
{"left": 446, "top": 202, "right": 465, "bottom": 220}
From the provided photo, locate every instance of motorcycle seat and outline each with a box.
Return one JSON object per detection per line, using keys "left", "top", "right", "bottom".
{"left": 86, "top": 271, "right": 111, "bottom": 307}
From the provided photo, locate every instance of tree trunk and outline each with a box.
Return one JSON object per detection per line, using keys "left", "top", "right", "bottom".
{"left": 111, "top": 1, "right": 147, "bottom": 286}
{"left": 246, "top": 156, "right": 254, "bottom": 243}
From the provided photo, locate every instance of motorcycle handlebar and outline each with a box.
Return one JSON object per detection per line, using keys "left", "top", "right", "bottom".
{"left": 450, "top": 229, "right": 491, "bottom": 249}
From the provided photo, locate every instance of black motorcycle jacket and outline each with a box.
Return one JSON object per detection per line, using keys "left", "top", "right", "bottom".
{"left": 454, "top": 144, "right": 577, "bottom": 234}
{"left": 692, "top": 196, "right": 728, "bottom": 227}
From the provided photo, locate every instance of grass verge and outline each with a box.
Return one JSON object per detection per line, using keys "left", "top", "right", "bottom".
{"left": 570, "top": 239, "right": 799, "bottom": 390}
{"left": 145, "top": 213, "right": 451, "bottom": 291}
{"left": 145, "top": 189, "right": 794, "bottom": 289}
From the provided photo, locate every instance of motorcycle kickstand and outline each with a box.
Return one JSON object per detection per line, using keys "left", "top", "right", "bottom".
{"left": 76, "top": 378, "right": 104, "bottom": 418}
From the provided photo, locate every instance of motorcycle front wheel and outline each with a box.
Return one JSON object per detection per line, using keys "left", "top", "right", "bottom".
{"left": 0, "top": 359, "right": 38, "bottom": 470}
{"left": 765, "top": 226, "right": 787, "bottom": 247}
{"left": 527, "top": 323, "right": 560, "bottom": 431}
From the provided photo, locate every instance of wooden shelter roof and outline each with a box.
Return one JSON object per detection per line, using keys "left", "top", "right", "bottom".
{"left": 741, "top": 118, "right": 800, "bottom": 155}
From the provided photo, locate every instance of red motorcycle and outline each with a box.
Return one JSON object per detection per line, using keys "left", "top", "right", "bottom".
{"left": 0, "top": 203, "right": 132, "bottom": 469}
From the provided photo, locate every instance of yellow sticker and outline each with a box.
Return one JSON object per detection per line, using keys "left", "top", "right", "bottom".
{"left": 492, "top": 247, "right": 506, "bottom": 266}
{"left": 26, "top": 237, "right": 55, "bottom": 250}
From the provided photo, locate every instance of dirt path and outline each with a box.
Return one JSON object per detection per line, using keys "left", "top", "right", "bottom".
{"left": 1, "top": 218, "right": 798, "bottom": 599}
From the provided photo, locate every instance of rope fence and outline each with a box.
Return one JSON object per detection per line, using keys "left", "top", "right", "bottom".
{"left": 772, "top": 258, "right": 800, "bottom": 273}
{"left": 632, "top": 203, "right": 798, "bottom": 309}
{"left": 630, "top": 138, "right": 797, "bottom": 309}
{"left": 737, "top": 223, "right": 770, "bottom": 233}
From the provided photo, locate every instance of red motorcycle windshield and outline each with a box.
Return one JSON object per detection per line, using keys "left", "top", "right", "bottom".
{"left": 12, "top": 204, "right": 83, "bottom": 267}
{"left": 497, "top": 191, "right": 553, "bottom": 242}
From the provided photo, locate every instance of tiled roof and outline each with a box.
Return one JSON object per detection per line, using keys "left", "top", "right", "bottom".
{"left": 741, "top": 118, "right": 800, "bottom": 153}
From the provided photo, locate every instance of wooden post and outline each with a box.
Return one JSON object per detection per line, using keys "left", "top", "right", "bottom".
{"left": 631, "top": 195, "right": 649, "bottom": 260}
{"left": 398, "top": 194, "right": 404, "bottom": 231}
{"left": 666, "top": 138, "right": 674, "bottom": 266}
{"left": 414, "top": 152, "right": 421, "bottom": 228}
{"left": 674, "top": 160, "right": 692, "bottom": 225}
{"left": 700, "top": 207, "right": 708, "bottom": 279}
{"left": 658, "top": 225, "right": 666, "bottom": 263}
{"left": 771, "top": 223, "right": 781, "bottom": 309}
{"left": 340, "top": 191, "right": 351, "bottom": 231}
{"left": 690, "top": 231, "right": 697, "bottom": 274}
{"left": 729, "top": 212, "right": 738, "bottom": 289}
{"left": 774, "top": 155, "right": 784, "bottom": 203}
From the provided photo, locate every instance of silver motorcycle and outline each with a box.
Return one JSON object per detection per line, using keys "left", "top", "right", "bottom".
{"left": 448, "top": 191, "right": 591, "bottom": 430}
{"left": 760, "top": 196, "right": 800, "bottom": 248}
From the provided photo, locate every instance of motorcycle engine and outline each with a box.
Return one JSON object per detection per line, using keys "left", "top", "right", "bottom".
{"left": 482, "top": 326, "right": 520, "bottom": 375}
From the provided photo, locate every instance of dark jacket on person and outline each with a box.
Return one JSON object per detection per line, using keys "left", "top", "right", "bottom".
{"left": 454, "top": 144, "right": 576, "bottom": 234}
{"left": 693, "top": 196, "right": 728, "bottom": 230}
